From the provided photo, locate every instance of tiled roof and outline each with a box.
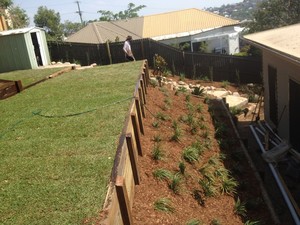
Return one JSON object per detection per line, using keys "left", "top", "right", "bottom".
{"left": 243, "top": 23, "right": 300, "bottom": 60}
{"left": 66, "top": 8, "right": 240, "bottom": 44}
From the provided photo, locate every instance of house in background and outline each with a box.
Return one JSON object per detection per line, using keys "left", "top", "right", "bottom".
{"left": 0, "top": 27, "right": 51, "bottom": 72}
{"left": 66, "top": 8, "right": 242, "bottom": 55}
{"left": 243, "top": 23, "right": 300, "bottom": 151}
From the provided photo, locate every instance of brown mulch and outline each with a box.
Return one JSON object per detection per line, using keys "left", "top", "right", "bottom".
{"left": 131, "top": 76, "right": 274, "bottom": 225}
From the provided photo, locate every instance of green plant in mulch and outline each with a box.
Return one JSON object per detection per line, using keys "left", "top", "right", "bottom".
{"left": 234, "top": 197, "right": 247, "bottom": 217}
{"left": 154, "top": 198, "right": 175, "bottom": 213}
{"left": 201, "top": 130, "right": 210, "bottom": 139}
{"left": 152, "top": 121, "right": 160, "bottom": 128}
{"left": 179, "top": 161, "right": 186, "bottom": 174}
{"left": 179, "top": 73, "right": 185, "bottom": 81}
{"left": 191, "top": 141, "right": 205, "bottom": 156}
{"left": 170, "top": 123, "right": 182, "bottom": 142}
{"left": 244, "top": 220, "right": 261, "bottom": 225}
{"left": 192, "top": 86, "right": 205, "bottom": 96}
{"left": 169, "top": 173, "right": 182, "bottom": 194}
{"left": 220, "top": 176, "right": 238, "bottom": 195}
{"left": 150, "top": 78, "right": 158, "bottom": 87}
{"left": 186, "top": 218, "right": 203, "bottom": 225}
{"left": 164, "top": 97, "right": 172, "bottom": 107}
{"left": 154, "top": 54, "right": 168, "bottom": 73}
{"left": 185, "top": 94, "right": 191, "bottom": 102}
{"left": 199, "top": 178, "right": 217, "bottom": 197}
{"left": 210, "top": 218, "right": 222, "bottom": 225}
{"left": 153, "top": 134, "right": 162, "bottom": 143}
{"left": 230, "top": 106, "right": 243, "bottom": 116}
{"left": 155, "top": 111, "right": 170, "bottom": 121}
{"left": 196, "top": 103, "right": 203, "bottom": 113}
{"left": 176, "top": 86, "right": 188, "bottom": 95}
{"left": 152, "top": 144, "right": 164, "bottom": 160}
{"left": 182, "top": 146, "right": 199, "bottom": 163}
{"left": 192, "top": 189, "right": 205, "bottom": 206}
{"left": 190, "top": 123, "right": 198, "bottom": 135}
{"left": 214, "top": 122, "right": 228, "bottom": 139}
{"left": 186, "top": 101, "right": 195, "bottom": 112}
{"left": 153, "top": 168, "right": 172, "bottom": 181}
{"left": 220, "top": 80, "right": 230, "bottom": 89}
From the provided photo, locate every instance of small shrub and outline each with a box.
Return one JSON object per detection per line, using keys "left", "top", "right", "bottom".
{"left": 182, "top": 147, "right": 199, "bottom": 163}
{"left": 190, "top": 123, "right": 198, "bottom": 135}
{"left": 244, "top": 220, "right": 261, "bottom": 225}
{"left": 185, "top": 94, "right": 191, "bottom": 102}
{"left": 170, "top": 126, "right": 181, "bottom": 142}
{"left": 210, "top": 218, "right": 221, "bottom": 225}
{"left": 154, "top": 198, "right": 175, "bottom": 213}
{"left": 150, "top": 79, "right": 158, "bottom": 87}
{"left": 186, "top": 218, "right": 203, "bottom": 225}
{"left": 152, "top": 121, "right": 160, "bottom": 128}
{"left": 169, "top": 173, "right": 181, "bottom": 194}
{"left": 153, "top": 134, "right": 162, "bottom": 142}
{"left": 234, "top": 197, "right": 247, "bottom": 217}
{"left": 152, "top": 144, "right": 164, "bottom": 160}
{"left": 220, "top": 176, "right": 238, "bottom": 195}
{"left": 154, "top": 54, "right": 168, "bottom": 73}
{"left": 192, "top": 87, "right": 205, "bottom": 96}
{"left": 179, "top": 161, "right": 186, "bottom": 174}
{"left": 153, "top": 168, "right": 172, "bottom": 181}
{"left": 192, "top": 189, "right": 205, "bottom": 206}
{"left": 179, "top": 73, "right": 185, "bottom": 81}
{"left": 221, "top": 80, "right": 230, "bottom": 88}
{"left": 196, "top": 104, "right": 203, "bottom": 113}
{"left": 156, "top": 112, "right": 170, "bottom": 121}
{"left": 199, "top": 179, "right": 217, "bottom": 197}
{"left": 230, "top": 107, "right": 243, "bottom": 116}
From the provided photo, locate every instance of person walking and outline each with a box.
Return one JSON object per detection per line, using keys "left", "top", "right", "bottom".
{"left": 123, "top": 35, "right": 135, "bottom": 61}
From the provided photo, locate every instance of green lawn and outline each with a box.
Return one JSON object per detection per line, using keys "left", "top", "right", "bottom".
{"left": 0, "top": 67, "right": 66, "bottom": 87}
{"left": 0, "top": 61, "right": 143, "bottom": 224}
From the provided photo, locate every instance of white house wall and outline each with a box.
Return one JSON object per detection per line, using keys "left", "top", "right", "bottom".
{"left": 263, "top": 50, "right": 300, "bottom": 141}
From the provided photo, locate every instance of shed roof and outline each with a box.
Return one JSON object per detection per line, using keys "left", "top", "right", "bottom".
{"left": 66, "top": 8, "right": 239, "bottom": 44}
{"left": 0, "top": 27, "right": 44, "bottom": 36}
{"left": 243, "top": 23, "right": 300, "bottom": 60}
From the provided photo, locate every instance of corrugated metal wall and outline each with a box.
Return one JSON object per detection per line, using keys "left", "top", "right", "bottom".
{"left": 0, "top": 34, "right": 36, "bottom": 72}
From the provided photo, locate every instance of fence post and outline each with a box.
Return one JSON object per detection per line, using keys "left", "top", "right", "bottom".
{"left": 131, "top": 113, "right": 143, "bottom": 156}
{"left": 126, "top": 134, "right": 140, "bottom": 185}
{"left": 135, "top": 97, "right": 144, "bottom": 135}
{"left": 115, "top": 176, "right": 133, "bottom": 225}
{"left": 106, "top": 41, "right": 112, "bottom": 64}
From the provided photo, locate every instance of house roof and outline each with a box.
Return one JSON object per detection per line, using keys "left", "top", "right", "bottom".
{"left": 243, "top": 23, "right": 300, "bottom": 61}
{"left": 66, "top": 8, "right": 239, "bottom": 44}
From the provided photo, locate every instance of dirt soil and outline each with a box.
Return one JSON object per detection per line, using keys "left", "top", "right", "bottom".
{"left": 131, "top": 76, "right": 274, "bottom": 225}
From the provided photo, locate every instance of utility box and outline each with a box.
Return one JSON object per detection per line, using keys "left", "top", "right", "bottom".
{"left": 0, "top": 27, "right": 51, "bottom": 72}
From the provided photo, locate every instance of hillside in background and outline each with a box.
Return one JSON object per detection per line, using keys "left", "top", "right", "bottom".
{"left": 206, "top": 0, "right": 264, "bottom": 22}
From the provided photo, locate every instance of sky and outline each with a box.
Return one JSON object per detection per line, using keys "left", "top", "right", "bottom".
{"left": 13, "top": 0, "right": 244, "bottom": 25}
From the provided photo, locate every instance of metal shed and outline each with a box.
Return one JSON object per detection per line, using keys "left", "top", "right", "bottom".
{"left": 0, "top": 27, "right": 51, "bottom": 73}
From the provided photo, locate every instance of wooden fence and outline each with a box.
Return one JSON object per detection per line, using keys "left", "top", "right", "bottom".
{"left": 48, "top": 39, "right": 262, "bottom": 84}
{"left": 99, "top": 60, "right": 149, "bottom": 224}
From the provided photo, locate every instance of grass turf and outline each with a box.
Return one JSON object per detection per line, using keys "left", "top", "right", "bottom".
{"left": 0, "top": 61, "right": 142, "bottom": 224}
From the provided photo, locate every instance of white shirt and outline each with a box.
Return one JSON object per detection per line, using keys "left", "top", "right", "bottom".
{"left": 123, "top": 40, "right": 132, "bottom": 56}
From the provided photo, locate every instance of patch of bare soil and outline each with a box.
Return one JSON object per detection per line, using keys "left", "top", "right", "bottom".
{"left": 132, "top": 77, "right": 274, "bottom": 225}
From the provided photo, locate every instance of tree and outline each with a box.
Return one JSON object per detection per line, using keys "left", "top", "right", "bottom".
{"left": 34, "top": 6, "right": 63, "bottom": 41}
{"left": 98, "top": 3, "right": 146, "bottom": 21}
{"left": 8, "top": 5, "right": 29, "bottom": 28}
{"left": 248, "top": 0, "right": 300, "bottom": 33}
{"left": 0, "top": 0, "right": 12, "bottom": 8}
{"left": 62, "top": 20, "right": 83, "bottom": 37}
